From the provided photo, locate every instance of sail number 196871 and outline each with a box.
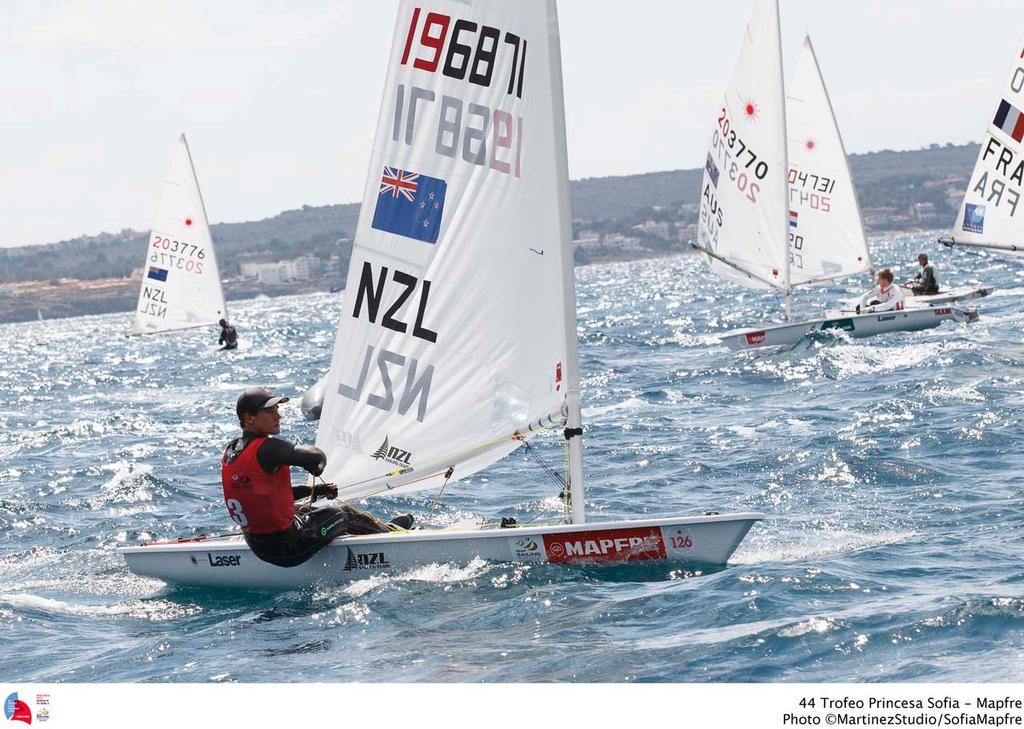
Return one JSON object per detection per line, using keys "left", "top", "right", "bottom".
{"left": 392, "top": 7, "right": 527, "bottom": 178}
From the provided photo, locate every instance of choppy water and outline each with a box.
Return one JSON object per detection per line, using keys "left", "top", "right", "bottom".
{"left": 2, "top": 232, "right": 1024, "bottom": 682}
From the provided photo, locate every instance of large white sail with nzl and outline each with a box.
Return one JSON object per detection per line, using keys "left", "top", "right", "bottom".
{"left": 130, "top": 134, "right": 226, "bottom": 335}
{"left": 942, "top": 31, "right": 1024, "bottom": 256}
{"left": 120, "top": 0, "right": 762, "bottom": 589}
{"left": 786, "top": 36, "right": 871, "bottom": 286}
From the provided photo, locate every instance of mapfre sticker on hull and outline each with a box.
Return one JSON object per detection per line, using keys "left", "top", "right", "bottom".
{"left": 543, "top": 527, "right": 666, "bottom": 563}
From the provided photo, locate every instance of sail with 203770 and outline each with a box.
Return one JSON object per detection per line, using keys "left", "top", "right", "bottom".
{"left": 130, "top": 134, "right": 226, "bottom": 335}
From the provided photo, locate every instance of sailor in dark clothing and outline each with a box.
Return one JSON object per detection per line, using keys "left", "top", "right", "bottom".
{"left": 221, "top": 387, "right": 413, "bottom": 568}
{"left": 218, "top": 319, "right": 238, "bottom": 350}
{"left": 910, "top": 254, "right": 939, "bottom": 296}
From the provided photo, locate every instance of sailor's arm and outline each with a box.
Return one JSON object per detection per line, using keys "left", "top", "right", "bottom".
{"left": 256, "top": 438, "right": 327, "bottom": 475}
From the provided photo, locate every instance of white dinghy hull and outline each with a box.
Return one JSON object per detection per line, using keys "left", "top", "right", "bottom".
{"left": 837, "top": 286, "right": 992, "bottom": 311}
{"left": 299, "top": 375, "right": 326, "bottom": 421}
{"left": 905, "top": 286, "right": 992, "bottom": 307}
{"left": 119, "top": 513, "right": 763, "bottom": 590}
{"left": 721, "top": 306, "right": 978, "bottom": 351}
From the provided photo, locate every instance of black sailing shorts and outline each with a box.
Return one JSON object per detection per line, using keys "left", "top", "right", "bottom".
{"left": 243, "top": 505, "right": 388, "bottom": 568}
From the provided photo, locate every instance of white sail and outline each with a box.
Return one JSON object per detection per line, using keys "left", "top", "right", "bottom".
{"left": 696, "top": 0, "right": 789, "bottom": 291}
{"left": 131, "top": 135, "right": 226, "bottom": 335}
{"left": 316, "top": 0, "right": 579, "bottom": 503}
{"left": 786, "top": 36, "right": 871, "bottom": 284}
{"left": 947, "top": 31, "right": 1024, "bottom": 256}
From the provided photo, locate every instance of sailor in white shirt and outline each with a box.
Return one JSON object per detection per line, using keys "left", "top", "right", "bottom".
{"left": 857, "top": 269, "right": 906, "bottom": 313}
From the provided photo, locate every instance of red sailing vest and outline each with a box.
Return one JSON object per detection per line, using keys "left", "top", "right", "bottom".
{"left": 221, "top": 437, "right": 295, "bottom": 534}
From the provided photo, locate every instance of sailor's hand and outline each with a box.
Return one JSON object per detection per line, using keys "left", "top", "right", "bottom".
{"left": 315, "top": 483, "right": 339, "bottom": 500}
{"left": 865, "top": 305, "right": 875, "bottom": 314}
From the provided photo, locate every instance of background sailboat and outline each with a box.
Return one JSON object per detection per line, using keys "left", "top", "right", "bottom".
{"left": 940, "top": 31, "right": 1024, "bottom": 258}
{"left": 696, "top": 0, "right": 976, "bottom": 351}
{"left": 121, "top": 0, "right": 761, "bottom": 589}
{"left": 130, "top": 134, "right": 227, "bottom": 336}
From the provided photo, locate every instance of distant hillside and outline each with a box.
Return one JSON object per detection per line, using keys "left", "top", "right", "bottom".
{"left": 0, "top": 142, "right": 980, "bottom": 283}
{"left": 0, "top": 142, "right": 982, "bottom": 323}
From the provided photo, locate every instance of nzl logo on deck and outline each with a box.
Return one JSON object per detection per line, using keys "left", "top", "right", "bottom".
{"left": 371, "top": 165, "right": 447, "bottom": 244}
{"left": 542, "top": 527, "right": 666, "bottom": 564}
{"left": 963, "top": 203, "right": 986, "bottom": 234}
{"left": 3, "top": 693, "right": 31, "bottom": 725}
{"left": 343, "top": 547, "right": 391, "bottom": 572}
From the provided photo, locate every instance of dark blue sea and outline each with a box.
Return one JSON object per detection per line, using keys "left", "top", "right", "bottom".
{"left": 2, "top": 232, "right": 1023, "bottom": 682}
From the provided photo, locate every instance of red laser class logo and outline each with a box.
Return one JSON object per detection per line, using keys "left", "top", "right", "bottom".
{"left": 3, "top": 693, "right": 31, "bottom": 725}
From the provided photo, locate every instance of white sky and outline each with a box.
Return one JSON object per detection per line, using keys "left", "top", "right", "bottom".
{"left": 1, "top": 0, "right": 1020, "bottom": 247}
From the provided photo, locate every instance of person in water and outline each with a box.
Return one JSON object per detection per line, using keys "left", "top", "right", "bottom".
{"left": 856, "top": 268, "right": 906, "bottom": 314}
{"left": 909, "top": 253, "right": 939, "bottom": 296}
{"left": 221, "top": 387, "right": 413, "bottom": 568}
{"left": 218, "top": 319, "right": 238, "bottom": 350}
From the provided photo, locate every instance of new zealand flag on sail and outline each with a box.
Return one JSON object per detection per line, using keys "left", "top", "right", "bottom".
{"left": 371, "top": 166, "right": 447, "bottom": 244}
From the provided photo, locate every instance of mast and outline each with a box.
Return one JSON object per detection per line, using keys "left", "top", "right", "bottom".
{"left": 547, "top": 0, "right": 585, "bottom": 524}
{"left": 776, "top": 0, "right": 791, "bottom": 321}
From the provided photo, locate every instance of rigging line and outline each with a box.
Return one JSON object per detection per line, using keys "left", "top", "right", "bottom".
{"left": 518, "top": 437, "right": 566, "bottom": 490}
{"left": 314, "top": 475, "right": 392, "bottom": 531}
{"left": 331, "top": 414, "right": 565, "bottom": 495}
{"left": 562, "top": 437, "right": 572, "bottom": 522}
{"left": 943, "top": 242, "right": 991, "bottom": 260}
{"left": 429, "top": 466, "right": 456, "bottom": 517}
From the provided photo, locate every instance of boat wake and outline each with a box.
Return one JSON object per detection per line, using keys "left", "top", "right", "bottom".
{"left": 731, "top": 527, "right": 917, "bottom": 565}
{"left": 0, "top": 592, "right": 199, "bottom": 621}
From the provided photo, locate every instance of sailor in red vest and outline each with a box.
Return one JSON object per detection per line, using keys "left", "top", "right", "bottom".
{"left": 222, "top": 387, "right": 413, "bottom": 567}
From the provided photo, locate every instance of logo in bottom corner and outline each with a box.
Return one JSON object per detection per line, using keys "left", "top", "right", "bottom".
{"left": 510, "top": 536, "right": 543, "bottom": 560}
{"left": 4, "top": 693, "right": 32, "bottom": 725}
{"left": 343, "top": 547, "right": 391, "bottom": 571}
{"left": 543, "top": 527, "right": 666, "bottom": 564}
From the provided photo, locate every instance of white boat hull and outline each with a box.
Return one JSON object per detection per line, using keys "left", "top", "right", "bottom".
{"left": 906, "top": 286, "right": 992, "bottom": 307}
{"left": 839, "top": 285, "right": 992, "bottom": 312}
{"left": 299, "top": 375, "right": 326, "bottom": 421}
{"left": 119, "top": 513, "right": 763, "bottom": 589}
{"left": 721, "top": 305, "right": 978, "bottom": 351}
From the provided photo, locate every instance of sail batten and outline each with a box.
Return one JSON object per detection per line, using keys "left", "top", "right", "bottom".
{"left": 948, "top": 32, "right": 1024, "bottom": 256}
{"left": 131, "top": 135, "right": 226, "bottom": 335}
{"left": 316, "top": 0, "right": 577, "bottom": 501}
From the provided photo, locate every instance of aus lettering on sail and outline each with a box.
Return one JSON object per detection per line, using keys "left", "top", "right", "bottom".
{"left": 336, "top": 3, "right": 533, "bottom": 426}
